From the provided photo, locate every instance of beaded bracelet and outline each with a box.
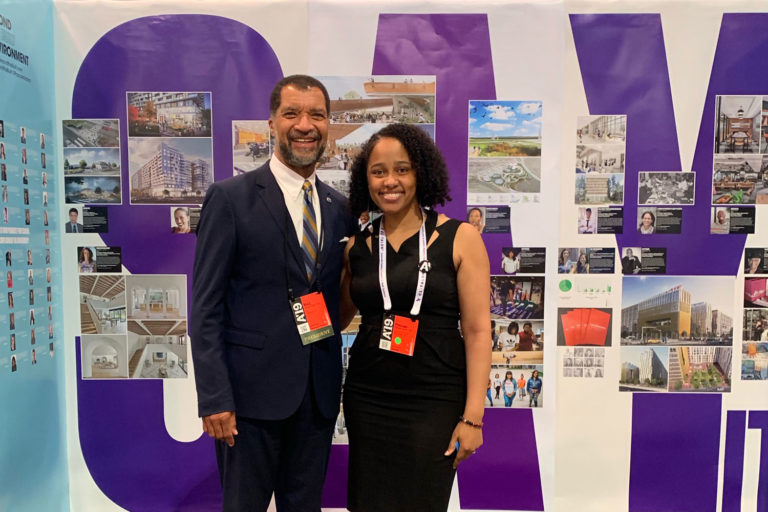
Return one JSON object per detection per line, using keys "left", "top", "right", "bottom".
{"left": 458, "top": 415, "right": 483, "bottom": 429}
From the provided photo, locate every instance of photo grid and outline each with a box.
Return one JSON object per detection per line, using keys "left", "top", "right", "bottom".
{"left": 743, "top": 248, "right": 768, "bottom": 380}
{"left": 2, "top": 120, "right": 57, "bottom": 373}
{"left": 127, "top": 92, "right": 213, "bottom": 205}
{"left": 317, "top": 75, "right": 436, "bottom": 200}
{"left": 467, "top": 100, "right": 542, "bottom": 205}
{"left": 490, "top": 272, "right": 545, "bottom": 406}
{"left": 574, "top": 115, "right": 626, "bottom": 208}
{"left": 712, "top": 96, "right": 764, "bottom": 246}
{"left": 620, "top": 276, "right": 734, "bottom": 393}
{"left": 62, "top": 119, "right": 122, "bottom": 205}
{"left": 79, "top": 274, "right": 189, "bottom": 380}
{"left": 562, "top": 347, "right": 605, "bottom": 379}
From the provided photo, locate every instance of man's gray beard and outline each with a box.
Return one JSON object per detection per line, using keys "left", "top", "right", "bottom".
{"left": 278, "top": 139, "right": 326, "bottom": 168}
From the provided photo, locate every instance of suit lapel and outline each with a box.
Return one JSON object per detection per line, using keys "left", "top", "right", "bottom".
{"left": 253, "top": 164, "right": 305, "bottom": 276}
{"left": 315, "top": 179, "right": 337, "bottom": 271}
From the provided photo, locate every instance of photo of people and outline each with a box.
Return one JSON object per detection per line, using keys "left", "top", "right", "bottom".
{"left": 63, "top": 147, "right": 121, "bottom": 175}
{"left": 128, "top": 138, "right": 212, "bottom": 204}
{"left": 20, "top": 127, "right": 26, "bottom": 144}
{"left": 232, "top": 120, "right": 271, "bottom": 174}
{"left": 467, "top": 207, "right": 485, "bottom": 233}
{"left": 40, "top": 132, "right": 45, "bottom": 149}
{"left": 501, "top": 248, "right": 521, "bottom": 274}
{"left": 78, "top": 247, "right": 97, "bottom": 273}
{"left": 65, "top": 207, "right": 84, "bottom": 233}
{"left": 62, "top": 119, "right": 120, "bottom": 147}
{"left": 490, "top": 276, "right": 544, "bottom": 320}
{"left": 742, "top": 342, "right": 768, "bottom": 380}
{"left": 491, "top": 319, "right": 544, "bottom": 365}
{"left": 637, "top": 209, "right": 656, "bottom": 234}
{"left": 170, "top": 207, "right": 199, "bottom": 234}
{"left": 745, "top": 248, "right": 766, "bottom": 275}
{"left": 712, "top": 154, "right": 759, "bottom": 204}
{"left": 622, "top": 275, "right": 734, "bottom": 345}
{"left": 21, "top": 148, "right": 26, "bottom": 164}
{"left": 575, "top": 144, "right": 624, "bottom": 173}
{"left": 562, "top": 347, "right": 605, "bottom": 378}
{"left": 637, "top": 172, "right": 695, "bottom": 205}
{"left": 621, "top": 247, "right": 642, "bottom": 274}
{"left": 710, "top": 207, "right": 730, "bottom": 234}
{"left": 127, "top": 92, "right": 212, "bottom": 137}
{"left": 714, "top": 95, "right": 761, "bottom": 154}
{"left": 577, "top": 207, "right": 596, "bottom": 234}
{"left": 486, "top": 366, "right": 543, "bottom": 408}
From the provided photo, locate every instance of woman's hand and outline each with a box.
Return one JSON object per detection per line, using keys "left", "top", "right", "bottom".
{"left": 444, "top": 421, "right": 483, "bottom": 469}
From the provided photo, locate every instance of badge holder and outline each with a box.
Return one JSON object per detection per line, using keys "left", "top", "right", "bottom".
{"left": 377, "top": 209, "right": 430, "bottom": 357}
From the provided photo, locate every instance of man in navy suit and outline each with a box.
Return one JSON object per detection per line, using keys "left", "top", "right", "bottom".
{"left": 191, "top": 75, "right": 354, "bottom": 511}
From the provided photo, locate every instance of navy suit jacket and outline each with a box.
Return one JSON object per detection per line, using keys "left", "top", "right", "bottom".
{"left": 191, "top": 162, "right": 354, "bottom": 421}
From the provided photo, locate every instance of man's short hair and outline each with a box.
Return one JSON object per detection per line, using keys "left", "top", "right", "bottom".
{"left": 269, "top": 75, "right": 331, "bottom": 116}
{"left": 69, "top": 208, "right": 78, "bottom": 216}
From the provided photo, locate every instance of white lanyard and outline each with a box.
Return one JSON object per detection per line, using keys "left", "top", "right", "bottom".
{"left": 378, "top": 209, "right": 429, "bottom": 317}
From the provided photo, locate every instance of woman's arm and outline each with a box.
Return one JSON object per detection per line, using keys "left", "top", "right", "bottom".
{"left": 444, "top": 222, "right": 492, "bottom": 468}
{"left": 339, "top": 237, "right": 358, "bottom": 330}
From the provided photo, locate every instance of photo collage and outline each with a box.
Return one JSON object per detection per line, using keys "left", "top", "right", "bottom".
{"left": 79, "top": 274, "right": 189, "bottom": 380}
{"left": 743, "top": 248, "right": 768, "bottom": 380}
{"left": 127, "top": 92, "right": 213, "bottom": 205}
{"left": 557, "top": 247, "right": 615, "bottom": 274}
{"left": 1, "top": 119, "right": 57, "bottom": 373}
{"left": 711, "top": 95, "right": 764, "bottom": 233}
{"left": 574, "top": 115, "right": 626, "bottom": 208}
{"left": 63, "top": 119, "right": 121, "bottom": 206}
{"left": 467, "top": 100, "right": 542, "bottom": 205}
{"left": 490, "top": 272, "right": 545, "bottom": 407}
{"left": 619, "top": 276, "right": 734, "bottom": 393}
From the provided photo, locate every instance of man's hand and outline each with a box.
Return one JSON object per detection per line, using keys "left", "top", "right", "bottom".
{"left": 202, "top": 411, "right": 238, "bottom": 447}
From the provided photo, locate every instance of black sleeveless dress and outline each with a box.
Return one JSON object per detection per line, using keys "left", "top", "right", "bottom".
{"left": 343, "top": 211, "right": 467, "bottom": 512}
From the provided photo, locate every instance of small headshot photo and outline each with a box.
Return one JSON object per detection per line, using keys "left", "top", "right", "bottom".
{"left": 22, "top": 168, "right": 28, "bottom": 184}
{"left": 7, "top": 291, "right": 13, "bottom": 309}
{"left": 23, "top": 188, "right": 29, "bottom": 205}
{"left": 10, "top": 333, "right": 15, "bottom": 351}
{"left": 66, "top": 207, "right": 84, "bottom": 233}
{"left": 1, "top": 184, "right": 6, "bottom": 202}
{"left": 43, "top": 190, "right": 48, "bottom": 206}
{"left": 26, "top": 249, "right": 32, "bottom": 265}
{"left": 466, "top": 207, "right": 485, "bottom": 233}
{"left": 29, "top": 289, "right": 34, "bottom": 306}
{"left": 45, "top": 229, "right": 50, "bottom": 245}
{"left": 578, "top": 207, "right": 596, "bottom": 234}
{"left": 745, "top": 248, "right": 764, "bottom": 275}
{"left": 24, "top": 209, "right": 30, "bottom": 225}
{"left": 30, "top": 328, "right": 36, "bottom": 345}
{"left": 0, "top": 120, "right": 4, "bottom": 137}
{"left": 31, "top": 348, "right": 36, "bottom": 365}
{"left": 21, "top": 147, "right": 26, "bottom": 164}
{"left": 637, "top": 209, "right": 656, "bottom": 235}
{"left": 43, "top": 210, "right": 48, "bottom": 226}
{"left": 9, "top": 312, "right": 15, "bottom": 330}
{"left": 78, "top": 247, "right": 96, "bottom": 273}
{"left": 27, "top": 268, "right": 33, "bottom": 286}
{"left": 5, "top": 250, "right": 11, "bottom": 266}
{"left": 41, "top": 152, "right": 46, "bottom": 169}
{"left": 41, "top": 171, "right": 47, "bottom": 187}
{"left": 40, "top": 132, "right": 45, "bottom": 149}
{"left": 3, "top": 207, "right": 8, "bottom": 224}
{"left": 6, "top": 270, "right": 12, "bottom": 287}
{"left": 49, "top": 342, "right": 54, "bottom": 358}
{"left": 621, "top": 247, "right": 642, "bottom": 275}
{"left": 48, "top": 323, "right": 53, "bottom": 339}
{"left": 0, "top": 142, "right": 5, "bottom": 159}
{"left": 711, "top": 207, "right": 730, "bottom": 234}
{"left": 171, "top": 207, "right": 191, "bottom": 234}
{"left": 1, "top": 165, "right": 5, "bottom": 182}
{"left": 11, "top": 355, "right": 16, "bottom": 372}
{"left": 501, "top": 248, "right": 521, "bottom": 275}
{"left": 20, "top": 126, "right": 26, "bottom": 144}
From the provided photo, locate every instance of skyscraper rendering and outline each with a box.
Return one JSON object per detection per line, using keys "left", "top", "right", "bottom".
{"left": 639, "top": 348, "right": 668, "bottom": 383}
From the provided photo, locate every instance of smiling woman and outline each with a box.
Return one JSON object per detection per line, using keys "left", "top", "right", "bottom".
{"left": 340, "top": 123, "right": 492, "bottom": 512}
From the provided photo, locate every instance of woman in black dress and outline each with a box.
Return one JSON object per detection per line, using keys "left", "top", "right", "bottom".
{"left": 340, "top": 124, "right": 491, "bottom": 511}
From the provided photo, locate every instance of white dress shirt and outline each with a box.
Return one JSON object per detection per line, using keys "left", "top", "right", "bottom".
{"left": 269, "top": 157, "right": 322, "bottom": 247}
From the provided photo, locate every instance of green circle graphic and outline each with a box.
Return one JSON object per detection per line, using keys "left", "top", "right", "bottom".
{"left": 395, "top": 337, "right": 402, "bottom": 344}
{"left": 559, "top": 279, "right": 572, "bottom": 292}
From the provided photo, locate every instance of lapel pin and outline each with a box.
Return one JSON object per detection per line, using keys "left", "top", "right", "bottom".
{"left": 326, "top": 195, "right": 332, "bottom": 203}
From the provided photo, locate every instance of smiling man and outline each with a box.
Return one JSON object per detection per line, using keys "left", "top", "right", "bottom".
{"left": 191, "top": 75, "right": 354, "bottom": 511}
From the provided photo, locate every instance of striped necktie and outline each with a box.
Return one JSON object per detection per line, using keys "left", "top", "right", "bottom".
{"left": 301, "top": 180, "right": 318, "bottom": 282}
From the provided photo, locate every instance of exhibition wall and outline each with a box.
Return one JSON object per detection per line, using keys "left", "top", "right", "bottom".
{"left": 1, "top": 0, "right": 767, "bottom": 510}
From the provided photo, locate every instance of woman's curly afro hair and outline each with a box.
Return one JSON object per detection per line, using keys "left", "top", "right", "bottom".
{"left": 348, "top": 123, "right": 451, "bottom": 216}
